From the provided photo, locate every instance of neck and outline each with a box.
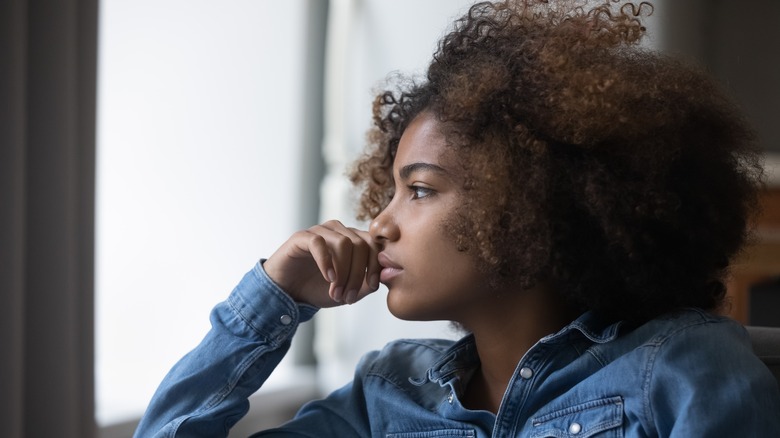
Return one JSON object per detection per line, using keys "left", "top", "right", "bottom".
{"left": 459, "top": 281, "right": 575, "bottom": 413}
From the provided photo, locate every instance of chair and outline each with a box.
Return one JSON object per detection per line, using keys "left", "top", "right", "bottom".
{"left": 746, "top": 326, "right": 780, "bottom": 383}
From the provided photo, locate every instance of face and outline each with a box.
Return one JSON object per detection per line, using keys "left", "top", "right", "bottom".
{"left": 369, "top": 112, "right": 489, "bottom": 323}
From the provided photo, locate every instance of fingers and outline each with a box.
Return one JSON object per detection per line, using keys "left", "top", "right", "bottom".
{"left": 303, "top": 231, "right": 336, "bottom": 286}
{"left": 308, "top": 220, "right": 381, "bottom": 304}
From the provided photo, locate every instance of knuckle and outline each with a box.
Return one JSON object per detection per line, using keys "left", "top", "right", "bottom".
{"left": 305, "top": 224, "right": 323, "bottom": 235}
{"left": 334, "top": 234, "right": 351, "bottom": 250}
{"left": 322, "top": 219, "right": 342, "bottom": 228}
{"left": 308, "top": 233, "right": 326, "bottom": 247}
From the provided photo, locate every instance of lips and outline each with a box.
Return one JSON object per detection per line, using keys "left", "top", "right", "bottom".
{"left": 377, "top": 252, "right": 403, "bottom": 284}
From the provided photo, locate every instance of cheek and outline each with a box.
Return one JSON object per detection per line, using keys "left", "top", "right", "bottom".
{"left": 415, "top": 229, "right": 480, "bottom": 288}
{"left": 414, "top": 214, "right": 473, "bottom": 272}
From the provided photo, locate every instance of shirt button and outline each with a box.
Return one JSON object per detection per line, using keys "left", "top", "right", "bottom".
{"left": 569, "top": 422, "right": 582, "bottom": 434}
{"left": 447, "top": 392, "right": 454, "bottom": 404}
{"left": 519, "top": 367, "right": 534, "bottom": 379}
{"left": 280, "top": 314, "right": 292, "bottom": 325}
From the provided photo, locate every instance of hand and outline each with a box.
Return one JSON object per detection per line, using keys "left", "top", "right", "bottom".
{"left": 262, "top": 220, "right": 382, "bottom": 308}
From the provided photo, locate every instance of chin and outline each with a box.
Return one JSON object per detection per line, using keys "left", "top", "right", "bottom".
{"left": 385, "top": 290, "right": 443, "bottom": 322}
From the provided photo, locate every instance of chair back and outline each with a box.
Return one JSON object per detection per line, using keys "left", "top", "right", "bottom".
{"left": 746, "top": 326, "right": 780, "bottom": 384}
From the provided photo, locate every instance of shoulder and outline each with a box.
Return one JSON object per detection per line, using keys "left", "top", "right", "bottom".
{"left": 620, "top": 308, "right": 761, "bottom": 378}
{"left": 636, "top": 309, "right": 780, "bottom": 433}
{"left": 647, "top": 307, "right": 744, "bottom": 339}
{"left": 589, "top": 308, "right": 752, "bottom": 366}
{"left": 640, "top": 308, "right": 753, "bottom": 363}
{"left": 587, "top": 308, "right": 770, "bottom": 393}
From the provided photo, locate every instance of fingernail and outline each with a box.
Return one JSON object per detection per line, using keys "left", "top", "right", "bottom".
{"left": 332, "top": 286, "right": 343, "bottom": 302}
{"left": 369, "top": 274, "right": 379, "bottom": 290}
{"left": 327, "top": 269, "right": 336, "bottom": 283}
{"left": 345, "top": 290, "right": 357, "bottom": 304}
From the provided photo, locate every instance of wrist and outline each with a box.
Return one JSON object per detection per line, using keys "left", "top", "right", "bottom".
{"left": 259, "top": 259, "right": 311, "bottom": 305}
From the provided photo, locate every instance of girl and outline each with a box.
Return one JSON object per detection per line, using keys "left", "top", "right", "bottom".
{"left": 135, "top": 1, "right": 780, "bottom": 436}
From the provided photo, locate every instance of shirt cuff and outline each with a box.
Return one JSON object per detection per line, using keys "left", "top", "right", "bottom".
{"left": 224, "top": 259, "right": 319, "bottom": 346}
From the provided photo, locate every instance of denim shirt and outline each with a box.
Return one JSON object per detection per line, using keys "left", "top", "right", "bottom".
{"left": 135, "top": 261, "right": 780, "bottom": 437}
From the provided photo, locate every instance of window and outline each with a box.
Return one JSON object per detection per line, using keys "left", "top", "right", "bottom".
{"left": 95, "top": 0, "right": 318, "bottom": 427}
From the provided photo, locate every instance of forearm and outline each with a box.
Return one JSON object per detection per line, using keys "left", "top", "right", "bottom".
{"left": 134, "top": 261, "right": 318, "bottom": 438}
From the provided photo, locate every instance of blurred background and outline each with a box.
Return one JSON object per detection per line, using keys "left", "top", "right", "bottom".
{"left": 2, "top": 0, "right": 778, "bottom": 437}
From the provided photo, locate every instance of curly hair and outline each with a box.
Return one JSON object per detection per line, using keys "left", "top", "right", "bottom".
{"left": 349, "top": 0, "right": 764, "bottom": 323}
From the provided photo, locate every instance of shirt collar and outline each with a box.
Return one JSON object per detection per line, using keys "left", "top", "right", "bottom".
{"left": 543, "top": 311, "right": 624, "bottom": 345}
{"left": 424, "top": 312, "right": 623, "bottom": 385}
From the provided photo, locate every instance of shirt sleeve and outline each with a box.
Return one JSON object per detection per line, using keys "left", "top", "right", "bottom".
{"left": 647, "top": 319, "right": 780, "bottom": 436}
{"left": 249, "top": 351, "right": 380, "bottom": 438}
{"left": 133, "top": 260, "right": 319, "bottom": 438}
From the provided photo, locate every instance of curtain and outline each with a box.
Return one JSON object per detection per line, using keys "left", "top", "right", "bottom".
{"left": 0, "top": 0, "right": 98, "bottom": 436}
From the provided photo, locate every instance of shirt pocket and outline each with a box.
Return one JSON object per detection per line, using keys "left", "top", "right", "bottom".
{"left": 530, "top": 396, "right": 624, "bottom": 438}
{"left": 386, "top": 429, "right": 476, "bottom": 438}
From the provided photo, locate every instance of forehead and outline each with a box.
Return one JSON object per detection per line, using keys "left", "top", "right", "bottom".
{"left": 394, "top": 112, "right": 450, "bottom": 172}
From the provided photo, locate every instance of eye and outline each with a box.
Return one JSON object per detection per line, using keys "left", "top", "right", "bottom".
{"left": 409, "top": 185, "right": 434, "bottom": 200}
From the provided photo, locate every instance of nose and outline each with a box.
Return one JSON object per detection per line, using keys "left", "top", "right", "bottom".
{"left": 369, "top": 207, "right": 400, "bottom": 244}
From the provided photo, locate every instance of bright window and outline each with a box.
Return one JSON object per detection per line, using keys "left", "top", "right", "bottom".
{"left": 95, "top": 0, "right": 314, "bottom": 426}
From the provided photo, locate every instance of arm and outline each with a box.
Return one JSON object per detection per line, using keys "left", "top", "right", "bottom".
{"left": 648, "top": 319, "right": 780, "bottom": 436}
{"left": 136, "top": 221, "right": 382, "bottom": 437}
{"left": 134, "top": 261, "right": 318, "bottom": 438}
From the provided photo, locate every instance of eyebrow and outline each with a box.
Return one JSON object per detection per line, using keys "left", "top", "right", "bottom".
{"left": 398, "top": 162, "right": 448, "bottom": 180}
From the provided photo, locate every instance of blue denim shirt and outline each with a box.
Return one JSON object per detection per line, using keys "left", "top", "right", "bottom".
{"left": 135, "top": 262, "right": 780, "bottom": 437}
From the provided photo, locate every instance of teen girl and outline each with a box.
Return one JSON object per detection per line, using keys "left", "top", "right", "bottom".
{"left": 136, "top": 1, "right": 780, "bottom": 436}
